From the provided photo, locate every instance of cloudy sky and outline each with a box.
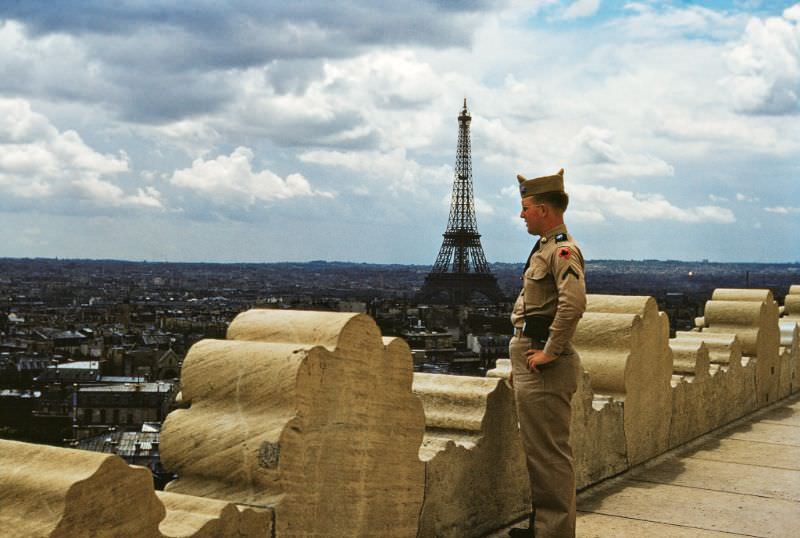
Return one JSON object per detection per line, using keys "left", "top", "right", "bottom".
{"left": 0, "top": 1, "right": 798, "bottom": 264}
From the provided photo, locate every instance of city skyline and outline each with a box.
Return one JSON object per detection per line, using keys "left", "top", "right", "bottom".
{"left": 0, "top": 1, "right": 798, "bottom": 264}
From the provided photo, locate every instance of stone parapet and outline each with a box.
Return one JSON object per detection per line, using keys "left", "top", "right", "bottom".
{"left": 574, "top": 295, "right": 672, "bottom": 465}
{"left": 784, "top": 285, "right": 800, "bottom": 320}
{"left": 161, "top": 309, "right": 425, "bottom": 537}
{"left": 701, "top": 289, "right": 780, "bottom": 405}
{"left": 570, "top": 370, "right": 627, "bottom": 488}
{"left": 4, "top": 284, "right": 799, "bottom": 537}
{"left": 0, "top": 439, "right": 164, "bottom": 537}
{"left": 157, "top": 491, "right": 272, "bottom": 538}
{"left": 412, "top": 373, "right": 528, "bottom": 538}
{"left": 673, "top": 331, "right": 756, "bottom": 424}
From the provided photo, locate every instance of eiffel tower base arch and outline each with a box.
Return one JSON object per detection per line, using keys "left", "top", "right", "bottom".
{"left": 417, "top": 272, "right": 505, "bottom": 305}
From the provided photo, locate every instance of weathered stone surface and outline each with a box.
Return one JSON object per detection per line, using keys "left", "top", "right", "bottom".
{"left": 673, "top": 331, "right": 756, "bottom": 424}
{"left": 686, "top": 437, "right": 800, "bottom": 470}
{"left": 639, "top": 458, "right": 800, "bottom": 501}
{"left": 780, "top": 287, "right": 800, "bottom": 394}
{"left": 783, "top": 285, "right": 800, "bottom": 320}
{"left": 576, "top": 512, "right": 738, "bottom": 537}
{"left": 779, "top": 321, "right": 799, "bottom": 395}
{"left": 161, "top": 309, "right": 425, "bottom": 537}
{"left": 571, "top": 390, "right": 800, "bottom": 538}
{"left": 158, "top": 491, "right": 272, "bottom": 538}
{"left": 413, "top": 373, "right": 528, "bottom": 538}
{"left": 702, "top": 289, "right": 781, "bottom": 405}
{"left": 667, "top": 338, "right": 717, "bottom": 447}
{"left": 760, "top": 397, "right": 800, "bottom": 426}
{"left": 725, "top": 421, "right": 800, "bottom": 446}
{"left": 670, "top": 339, "right": 711, "bottom": 379}
{"left": 574, "top": 295, "right": 673, "bottom": 465}
{"left": 711, "top": 288, "right": 773, "bottom": 302}
{"left": 0, "top": 439, "right": 164, "bottom": 537}
{"left": 579, "top": 479, "right": 799, "bottom": 537}
{"left": 486, "top": 357, "right": 510, "bottom": 378}
{"left": 571, "top": 370, "right": 627, "bottom": 488}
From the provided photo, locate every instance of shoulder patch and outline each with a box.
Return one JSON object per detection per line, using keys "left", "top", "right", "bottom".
{"left": 558, "top": 247, "right": 571, "bottom": 260}
{"left": 555, "top": 233, "right": 568, "bottom": 242}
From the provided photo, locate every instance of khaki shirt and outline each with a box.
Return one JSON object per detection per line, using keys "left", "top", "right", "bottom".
{"left": 511, "top": 224, "right": 586, "bottom": 356}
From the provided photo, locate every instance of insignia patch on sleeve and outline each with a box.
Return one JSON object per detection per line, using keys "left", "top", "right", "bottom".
{"left": 555, "top": 233, "right": 568, "bottom": 242}
{"left": 558, "top": 247, "right": 571, "bottom": 260}
{"left": 562, "top": 267, "right": 580, "bottom": 281}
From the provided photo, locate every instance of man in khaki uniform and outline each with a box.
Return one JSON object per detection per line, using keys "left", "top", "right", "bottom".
{"left": 508, "top": 168, "right": 586, "bottom": 538}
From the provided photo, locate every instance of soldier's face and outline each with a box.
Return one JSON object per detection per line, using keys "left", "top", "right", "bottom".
{"left": 520, "top": 198, "right": 544, "bottom": 235}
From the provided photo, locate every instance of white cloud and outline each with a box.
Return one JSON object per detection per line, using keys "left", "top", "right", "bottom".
{"left": 152, "top": 120, "right": 221, "bottom": 158}
{"left": 478, "top": 116, "right": 546, "bottom": 170}
{"left": 571, "top": 184, "right": 736, "bottom": 223}
{"left": 231, "top": 50, "right": 456, "bottom": 151}
{"left": 170, "top": 147, "right": 333, "bottom": 208}
{"left": 562, "top": 0, "right": 601, "bottom": 20}
{"left": 475, "top": 197, "right": 495, "bottom": 217}
{"left": 735, "top": 192, "right": 759, "bottom": 202}
{"left": 708, "top": 194, "right": 729, "bottom": 202}
{"left": 616, "top": 4, "right": 744, "bottom": 40}
{"left": 299, "top": 147, "right": 451, "bottom": 196}
{"left": 0, "top": 21, "right": 108, "bottom": 104}
{"left": 501, "top": 185, "right": 519, "bottom": 198}
{"left": 0, "top": 98, "right": 160, "bottom": 210}
{"left": 650, "top": 110, "right": 781, "bottom": 151}
{"left": 724, "top": 8, "right": 800, "bottom": 114}
{"left": 569, "top": 126, "right": 674, "bottom": 180}
{"left": 570, "top": 209, "right": 607, "bottom": 223}
{"left": 765, "top": 206, "right": 800, "bottom": 214}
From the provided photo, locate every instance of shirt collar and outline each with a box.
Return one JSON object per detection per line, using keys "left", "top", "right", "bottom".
{"left": 541, "top": 224, "right": 568, "bottom": 241}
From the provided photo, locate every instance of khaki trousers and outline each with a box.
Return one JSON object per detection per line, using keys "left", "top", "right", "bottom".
{"left": 509, "top": 336, "right": 580, "bottom": 538}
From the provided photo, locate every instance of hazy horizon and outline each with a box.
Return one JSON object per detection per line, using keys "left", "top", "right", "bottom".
{"left": 3, "top": 255, "right": 799, "bottom": 267}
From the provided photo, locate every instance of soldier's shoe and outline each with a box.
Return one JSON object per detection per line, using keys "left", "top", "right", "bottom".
{"left": 508, "top": 509, "right": 535, "bottom": 538}
{"left": 507, "top": 527, "right": 533, "bottom": 538}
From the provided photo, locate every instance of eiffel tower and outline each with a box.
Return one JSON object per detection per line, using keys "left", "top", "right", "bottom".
{"left": 418, "top": 99, "right": 504, "bottom": 305}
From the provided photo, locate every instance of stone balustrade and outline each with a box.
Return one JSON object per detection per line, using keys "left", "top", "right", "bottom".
{"left": 162, "top": 309, "right": 426, "bottom": 537}
{"left": 412, "top": 373, "right": 528, "bottom": 537}
{"left": 574, "top": 295, "right": 673, "bottom": 465}
{"left": 702, "top": 289, "right": 780, "bottom": 404}
{"left": 2, "top": 287, "right": 799, "bottom": 537}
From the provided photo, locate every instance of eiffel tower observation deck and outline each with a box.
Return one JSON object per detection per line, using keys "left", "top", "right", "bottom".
{"left": 418, "top": 99, "right": 504, "bottom": 305}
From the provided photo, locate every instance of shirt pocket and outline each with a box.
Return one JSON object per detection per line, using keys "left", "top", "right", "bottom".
{"left": 523, "top": 260, "right": 552, "bottom": 309}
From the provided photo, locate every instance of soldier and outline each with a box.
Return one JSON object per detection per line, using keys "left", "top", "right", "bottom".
{"left": 508, "top": 168, "right": 586, "bottom": 537}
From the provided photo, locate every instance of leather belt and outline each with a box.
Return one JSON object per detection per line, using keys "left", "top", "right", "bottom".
{"left": 513, "top": 327, "right": 547, "bottom": 351}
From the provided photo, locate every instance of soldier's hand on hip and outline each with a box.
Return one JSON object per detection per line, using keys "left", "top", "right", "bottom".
{"left": 526, "top": 349, "right": 555, "bottom": 372}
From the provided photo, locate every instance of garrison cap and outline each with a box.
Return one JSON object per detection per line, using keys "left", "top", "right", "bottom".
{"left": 517, "top": 168, "right": 565, "bottom": 198}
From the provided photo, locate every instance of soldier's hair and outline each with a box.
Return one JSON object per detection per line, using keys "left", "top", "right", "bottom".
{"left": 532, "top": 191, "right": 569, "bottom": 213}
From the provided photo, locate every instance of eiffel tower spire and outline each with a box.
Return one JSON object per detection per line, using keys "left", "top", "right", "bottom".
{"left": 418, "top": 99, "right": 504, "bottom": 305}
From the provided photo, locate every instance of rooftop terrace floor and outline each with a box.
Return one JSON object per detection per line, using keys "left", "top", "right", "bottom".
{"left": 489, "top": 392, "right": 800, "bottom": 537}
